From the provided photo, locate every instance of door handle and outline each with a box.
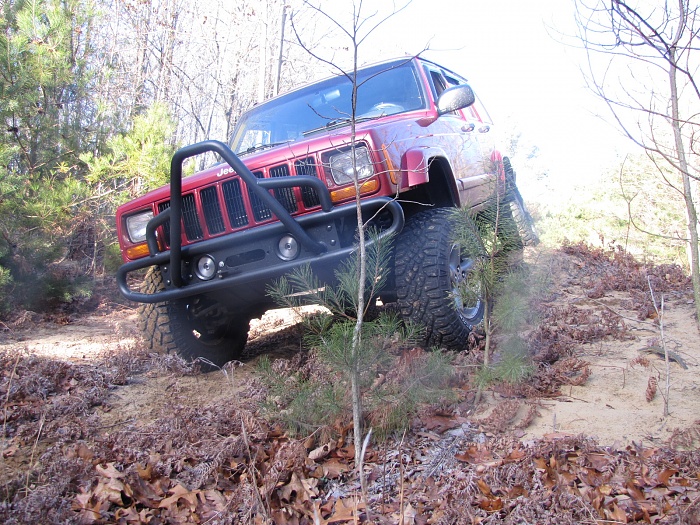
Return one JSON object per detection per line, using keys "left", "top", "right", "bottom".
{"left": 461, "top": 123, "right": 475, "bottom": 133}
{"left": 478, "top": 125, "right": 490, "bottom": 133}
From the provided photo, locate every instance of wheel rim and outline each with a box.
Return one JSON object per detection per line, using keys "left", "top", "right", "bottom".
{"left": 449, "top": 244, "right": 482, "bottom": 323}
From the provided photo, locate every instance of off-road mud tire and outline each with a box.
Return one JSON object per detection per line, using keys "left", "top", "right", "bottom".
{"left": 137, "top": 268, "right": 249, "bottom": 369}
{"left": 508, "top": 194, "right": 539, "bottom": 247}
{"left": 394, "top": 208, "right": 484, "bottom": 350}
{"left": 503, "top": 157, "right": 539, "bottom": 246}
{"left": 493, "top": 204, "right": 526, "bottom": 268}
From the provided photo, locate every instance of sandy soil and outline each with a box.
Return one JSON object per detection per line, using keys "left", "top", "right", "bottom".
{"left": 520, "top": 260, "right": 700, "bottom": 447}
{"left": 1, "top": 250, "right": 698, "bottom": 448}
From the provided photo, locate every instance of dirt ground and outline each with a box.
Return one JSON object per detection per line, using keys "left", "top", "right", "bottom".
{"left": 2, "top": 246, "right": 700, "bottom": 524}
{"left": 514, "top": 251, "right": 700, "bottom": 447}
{"left": 1, "top": 247, "right": 697, "bottom": 449}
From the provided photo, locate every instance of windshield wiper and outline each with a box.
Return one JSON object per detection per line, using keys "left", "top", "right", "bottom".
{"left": 239, "top": 141, "right": 292, "bottom": 155}
{"left": 302, "top": 116, "right": 377, "bottom": 137}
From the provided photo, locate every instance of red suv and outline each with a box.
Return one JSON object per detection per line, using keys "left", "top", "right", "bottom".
{"left": 115, "top": 57, "right": 537, "bottom": 366}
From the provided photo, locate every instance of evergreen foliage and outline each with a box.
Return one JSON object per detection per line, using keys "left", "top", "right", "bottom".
{"left": 451, "top": 199, "right": 535, "bottom": 390}
{"left": 0, "top": 0, "right": 100, "bottom": 312}
{"left": 0, "top": 1, "right": 176, "bottom": 313}
{"left": 81, "top": 103, "right": 177, "bottom": 202}
{"left": 265, "top": 232, "right": 456, "bottom": 440}
{"left": 80, "top": 104, "right": 177, "bottom": 274}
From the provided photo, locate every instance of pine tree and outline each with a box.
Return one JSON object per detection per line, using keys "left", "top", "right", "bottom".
{"left": 0, "top": 0, "right": 100, "bottom": 311}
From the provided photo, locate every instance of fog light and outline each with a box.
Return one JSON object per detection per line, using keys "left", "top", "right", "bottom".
{"left": 195, "top": 255, "right": 217, "bottom": 280}
{"left": 278, "top": 235, "right": 299, "bottom": 261}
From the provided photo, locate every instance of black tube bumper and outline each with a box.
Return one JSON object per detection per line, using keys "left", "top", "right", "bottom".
{"left": 116, "top": 141, "right": 404, "bottom": 304}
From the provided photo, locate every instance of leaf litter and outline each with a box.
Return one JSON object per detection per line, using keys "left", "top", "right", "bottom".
{"left": 0, "top": 245, "right": 699, "bottom": 523}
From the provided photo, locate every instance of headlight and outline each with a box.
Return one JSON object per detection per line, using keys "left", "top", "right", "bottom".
{"left": 328, "top": 146, "right": 374, "bottom": 185}
{"left": 125, "top": 211, "right": 154, "bottom": 243}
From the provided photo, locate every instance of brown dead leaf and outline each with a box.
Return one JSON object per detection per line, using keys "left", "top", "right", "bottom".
{"left": 136, "top": 461, "right": 153, "bottom": 480}
{"left": 401, "top": 502, "right": 417, "bottom": 524}
{"left": 94, "top": 478, "right": 128, "bottom": 506}
{"left": 478, "top": 496, "right": 503, "bottom": 512}
{"left": 606, "top": 503, "right": 628, "bottom": 523}
{"left": 309, "top": 441, "right": 335, "bottom": 461}
{"left": 455, "top": 444, "right": 495, "bottom": 466}
{"left": 96, "top": 462, "right": 124, "bottom": 479}
{"left": 624, "top": 481, "right": 644, "bottom": 502}
{"left": 507, "top": 485, "right": 529, "bottom": 498}
{"left": 205, "top": 489, "right": 227, "bottom": 508}
{"left": 334, "top": 444, "right": 355, "bottom": 460}
{"left": 2, "top": 445, "right": 18, "bottom": 458}
{"left": 327, "top": 497, "right": 365, "bottom": 523}
{"left": 322, "top": 458, "right": 350, "bottom": 479}
{"left": 657, "top": 468, "right": 678, "bottom": 486}
{"left": 129, "top": 473, "right": 163, "bottom": 508}
{"left": 646, "top": 375, "right": 658, "bottom": 402}
{"left": 584, "top": 452, "right": 612, "bottom": 470}
{"left": 72, "top": 490, "right": 102, "bottom": 524}
{"left": 534, "top": 457, "right": 548, "bottom": 470}
{"left": 279, "top": 471, "right": 317, "bottom": 503}
{"left": 422, "top": 413, "right": 460, "bottom": 433}
{"left": 158, "top": 483, "right": 199, "bottom": 512}
{"left": 476, "top": 479, "right": 492, "bottom": 496}
{"left": 505, "top": 447, "right": 526, "bottom": 462}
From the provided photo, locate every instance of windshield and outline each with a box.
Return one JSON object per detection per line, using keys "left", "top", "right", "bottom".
{"left": 230, "top": 60, "right": 426, "bottom": 154}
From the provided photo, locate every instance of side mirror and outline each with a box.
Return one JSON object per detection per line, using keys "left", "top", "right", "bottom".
{"left": 437, "top": 84, "right": 476, "bottom": 115}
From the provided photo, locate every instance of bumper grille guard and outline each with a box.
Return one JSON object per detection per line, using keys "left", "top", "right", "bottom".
{"left": 168, "top": 141, "right": 331, "bottom": 287}
{"left": 116, "top": 140, "right": 404, "bottom": 304}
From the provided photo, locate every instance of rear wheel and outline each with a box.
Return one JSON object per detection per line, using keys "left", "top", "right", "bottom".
{"left": 394, "top": 208, "right": 484, "bottom": 350}
{"left": 503, "top": 157, "right": 539, "bottom": 246}
{"left": 137, "top": 268, "right": 249, "bottom": 369}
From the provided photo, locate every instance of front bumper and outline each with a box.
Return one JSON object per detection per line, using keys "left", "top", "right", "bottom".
{"left": 116, "top": 140, "right": 404, "bottom": 304}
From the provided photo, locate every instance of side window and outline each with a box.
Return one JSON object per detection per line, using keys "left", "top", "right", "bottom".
{"left": 444, "top": 73, "right": 461, "bottom": 87}
{"left": 430, "top": 71, "right": 448, "bottom": 97}
{"left": 424, "top": 67, "right": 460, "bottom": 116}
{"left": 423, "top": 66, "right": 446, "bottom": 101}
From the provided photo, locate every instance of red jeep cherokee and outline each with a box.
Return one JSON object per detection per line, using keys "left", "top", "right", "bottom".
{"left": 116, "top": 57, "right": 537, "bottom": 366}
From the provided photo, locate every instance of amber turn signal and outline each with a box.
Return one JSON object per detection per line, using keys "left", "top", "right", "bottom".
{"left": 126, "top": 243, "right": 151, "bottom": 260}
{"left": 330, "top": 179, "right": 378, "bottom": 203}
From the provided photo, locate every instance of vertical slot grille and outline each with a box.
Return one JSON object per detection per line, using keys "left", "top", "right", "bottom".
{"left": 295, "top": 157, "right": 321, "bottom": 208}
{"left": 248, "top": 171, "right": 273, "bottom": 222}
{"left": 269, "top": 164, "right": 297, "bottom": 213}
{"left": 200, "top": 186, "right": 225, "bottom": 235}
{"left": 222, "top": 179, "right": 249, "bottom": 227}
{"left": 182, "top": 193, "right": 203, "bottom": 240}
{"left": 157, "top": 194, "right": 203, "bottom": 243}
{"left": 157, "top": 201, "right": 171, "bottom": 245}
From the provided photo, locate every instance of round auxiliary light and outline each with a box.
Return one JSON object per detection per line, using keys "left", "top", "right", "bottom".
{"left": 278, "top": 235, "right": 299, "bottom": 261}
{"left": 195, "top": 255, "right": 217, "bottom": 280}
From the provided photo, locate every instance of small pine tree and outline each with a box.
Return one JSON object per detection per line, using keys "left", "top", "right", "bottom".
{"left": 267, "top": 230, "right": 456, "bottom": 442}
{"left": 451, "top": 194, "right": 534, "bottom": 396}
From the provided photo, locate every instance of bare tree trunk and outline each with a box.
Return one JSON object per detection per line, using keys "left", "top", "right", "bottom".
{"left": 669, "top": 47, "right": 700, "bottom": 326}
{"left": 349, "top": 36, "right": 366, "bottom": 486}
{"left": 573, "top": 0, "right": 700, "bottom": 326}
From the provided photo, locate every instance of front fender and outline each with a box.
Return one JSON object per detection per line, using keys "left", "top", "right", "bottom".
{"left": 401, "top": 146, "right": 449, "bottom": 187}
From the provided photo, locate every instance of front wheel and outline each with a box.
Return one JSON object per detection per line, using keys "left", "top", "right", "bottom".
{"left": 394, "top": 208, "right": 484, "bottom": 350}
{"left": 137, "top": 268, "right": 249, "bottom": 369}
